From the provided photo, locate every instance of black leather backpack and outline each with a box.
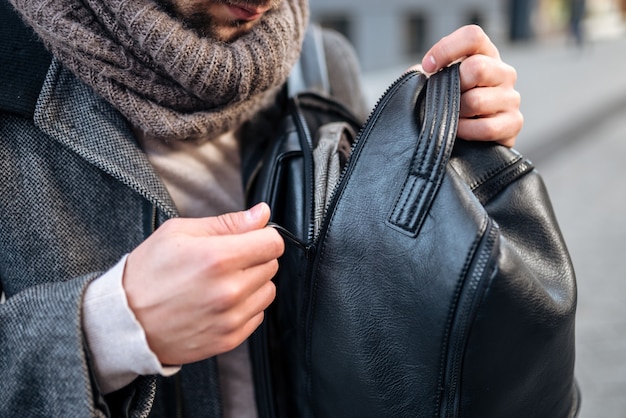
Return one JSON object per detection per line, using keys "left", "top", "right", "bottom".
{"left": 246, "top": 30, "right": 580, "bottom": 418}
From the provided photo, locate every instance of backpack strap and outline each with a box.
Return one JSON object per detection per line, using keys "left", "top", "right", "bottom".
{"left": 0, "top": 0, "right": 52, "bottom": 119}
{"left": 287, "top": 24, "right": 330, "bottom": 97}
{"left": 241, "top": 24, "right": 333, "bottom": 190}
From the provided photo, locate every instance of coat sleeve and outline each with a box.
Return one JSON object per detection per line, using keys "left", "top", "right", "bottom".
{"left": 0, "top": 108, "right": 158, "bottom": 416}
{"left": 0, "top": 271, "right": 155, "bottom": 417}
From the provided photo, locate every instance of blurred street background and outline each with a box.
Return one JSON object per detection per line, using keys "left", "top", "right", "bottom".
{"left": 311, "top": 0, "right": 626, "bottom": 416}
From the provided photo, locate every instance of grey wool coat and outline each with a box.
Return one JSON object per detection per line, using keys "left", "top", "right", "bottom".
{"left": 0, "top": 5, "right": 367, "bottom": 416}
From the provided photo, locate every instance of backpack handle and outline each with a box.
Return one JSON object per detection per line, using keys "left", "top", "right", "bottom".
{"left": 387, "top": 63, "right": 462, "bottom": 236}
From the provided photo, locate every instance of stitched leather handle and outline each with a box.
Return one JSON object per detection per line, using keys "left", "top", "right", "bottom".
{"left": 388, "top": 63, "right": 461, "bottom": 236}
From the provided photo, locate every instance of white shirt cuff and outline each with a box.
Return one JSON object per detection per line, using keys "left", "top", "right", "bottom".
{"left": 82, "top": 255, "right": 180, "bottom": 394}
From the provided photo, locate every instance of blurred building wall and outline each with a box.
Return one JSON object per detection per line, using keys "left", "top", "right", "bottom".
{"left": 310, "top": 0, "right": 506, "bottom": 71}
{"left": 309, "top": 0, "right": 624, "bottom": 71}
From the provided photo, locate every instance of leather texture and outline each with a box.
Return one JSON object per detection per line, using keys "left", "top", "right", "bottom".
{"left": 247, "top": 64, "right": 579, "bottom": 418}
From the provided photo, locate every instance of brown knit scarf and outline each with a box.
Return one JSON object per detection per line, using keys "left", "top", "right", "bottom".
{"left": 11, "top": 0, "right": 308, "bottom": 140}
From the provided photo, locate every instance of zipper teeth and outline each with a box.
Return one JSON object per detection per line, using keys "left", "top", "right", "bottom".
{"left": 176, "top": 373, "right": 184, "bottom": 418}
{"left": 445, "top": 221, "right": 498, "bottom": 418}
{"left": 302, "top": 70, "right": 424, "bottom": 412}
{"left": 151, "top": 204, "right": 158, "bottom": 232}
{"left": 311, "top": 69, "right": 423, "bottom": 244}
{"left": 292, "top": 104, "right": 318, "bottom": 245}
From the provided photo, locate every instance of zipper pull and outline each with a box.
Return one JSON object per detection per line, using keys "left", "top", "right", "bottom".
{"left": 267, "top": 222, "right": 311, "bottom": 252}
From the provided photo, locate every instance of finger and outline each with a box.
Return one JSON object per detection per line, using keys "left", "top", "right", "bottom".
{"left": 459, "top": 55, "right": 517, "bottom": 92}
{"left": 421, "top": 25, "right": 499, "bottom": 74}
{"left": 459, "top": 85, "right": 521, "bottom": 119}
{"left": 201, "top": 227, "right": 285, "bottom": 272}
{"left": 226, "top": 280, "right": 276, "bottom": 347}
{"left": 218, "top": 310, "right": 267, "bottom": 353}
{"left": 231, "top": 258, "right": 280, "bottom": 307}
{"left": 155, "top": 265, "right": 277, "bottom": 362}
{"left": 457, "top": 111, "right": 523, "bottom": 147}
{"left": 187, "top": 310, "right": 268, "bottom": 361}
{"left": 210, "top": 264, "right": 277, "bottom": 317}
{"left": 214, "top": 202, "right": 272, "bottom": 235}
{"left": 200, "top": 202, "right": 272, "bottom": 236}
{"left": 240, "top": 311, "right": 267, "bottom": 343}
{"left": 240, "top": 279, "right": 277, "bottom": 318}
{"left": 161, "top": 203, "right": 273, "bottom": 238}
{"left": 208, "top": 281, "right": 275, "bottom": 354}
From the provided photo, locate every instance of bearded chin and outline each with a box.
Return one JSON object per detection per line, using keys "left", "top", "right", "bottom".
{"left": 190, "top": 15, "right": 254, "bottom": 42}
{"left": 220, "top": 0, "right": 283, "bottom": 6}
{"left": 185, "top": 12, "right": 218, "bottom": 38}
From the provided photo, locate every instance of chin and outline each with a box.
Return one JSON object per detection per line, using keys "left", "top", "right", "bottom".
{"left": 213, "top": 21, "right": 258, "bottom": 42}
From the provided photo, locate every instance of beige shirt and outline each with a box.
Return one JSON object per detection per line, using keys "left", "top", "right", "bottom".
{"left": 83, "top": 130, "right": 257, "bottom": 418}
{"left": 139, "top": 131, "right": 257, "bottom": 418}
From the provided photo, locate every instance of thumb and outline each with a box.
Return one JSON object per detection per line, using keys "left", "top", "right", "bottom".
{"left": 208, "top": 202, "right": 271, "bottom": 236}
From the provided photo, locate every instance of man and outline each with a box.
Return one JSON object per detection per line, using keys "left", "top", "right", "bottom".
{"left": 0, "top": 0, "right": 522, "bottom": 416}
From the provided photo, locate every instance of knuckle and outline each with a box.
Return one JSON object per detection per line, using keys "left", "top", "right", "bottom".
{"left": 201, "top": 240, "right": 239, "bottom": 275}
{"left": 462, "top": 91, "right": 483, "bottom": 116}
{"left": 250, "top": 312, "right": 265, "bottom": 331}
{"left": 268, "top": 259, "right": 280, "bottom": 277}
{"left": 217, "top": 313, "right": 244, "bottom": 336}
{"left": 216, "top": 333, "right": 243, "bottom": 354}
{"left": 512, "top": 89, "right": 522, "bottom": 108}
{"left": 212, "top": 282, "right": 244, "bottom": 312}
{"left": 507, "top": 111, "right": 524, "bottom": 140}
{"left": 482, "top": 122, "right": 500, "bottom": 139}
{"left": 516, "top": 110, "right": 525, "bottom": 128}
{"left": 268, "top": 232, "right": 285, "bottom": 257}
{"left": 477, "top": 116, "right": 503, "bottom": 139}
{"left": 204, "top": 251, "right": 228, "bottom": 275}
{"left": 465, "top": 55, "right": 489, "bottom": 78}
{"left": 465, "top": 24, "right": 487, "bottom": 44}
{"left": 510, "top": 86, "right": 523, "bottom": 108}
{"left": 158, "top": 217, "right": 181, "bottom": 233}
{"left": 263, "top": 281, "right": 277, "bottom": 304}
{"left": 507, "top": 64, "right": 518, "bottom": 84}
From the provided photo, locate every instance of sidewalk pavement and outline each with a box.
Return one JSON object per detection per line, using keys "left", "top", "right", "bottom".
{"left": 539, "top": 101, "right": 626, "bottom": 418}
{"left": 361, "top": 33, "right": 626, "bottom": 418}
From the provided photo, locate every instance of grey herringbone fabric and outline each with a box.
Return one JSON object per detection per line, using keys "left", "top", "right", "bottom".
{"left": 312, "top": 122, "right": 356, "bottom": 235}
{"left": 0, "top": 64, "right": 168, "bottom": 416}
{"left": 34, "top": 60, "right": 179, "bottom": 219}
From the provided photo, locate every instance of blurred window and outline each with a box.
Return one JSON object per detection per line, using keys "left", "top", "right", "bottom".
{"left": 317, "top": 15, "right": 353, "bottom": 44}
{"left": 466, "top": 9, "right": 484, "bottom": 27}
{"left": 406, "top": 12, "right": 428, "bottom": 56}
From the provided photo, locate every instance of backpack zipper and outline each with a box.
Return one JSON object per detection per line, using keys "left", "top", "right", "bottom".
{"left": 441, "top": 219, "right": 498, "bottom": 418}
{"left": 310, "top": 69, "right": 423, "bottom": 246}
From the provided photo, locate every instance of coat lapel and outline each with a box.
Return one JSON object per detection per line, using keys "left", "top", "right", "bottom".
{"left": 33, "top": 60, "right": 178, "bottom": 218}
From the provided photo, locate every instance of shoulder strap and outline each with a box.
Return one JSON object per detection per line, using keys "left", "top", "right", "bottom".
{"left": 287, "top": 24, "right": 330, "bottom": 97}
{"left": 0, "top": 0, "right": 52, "bottom": 118}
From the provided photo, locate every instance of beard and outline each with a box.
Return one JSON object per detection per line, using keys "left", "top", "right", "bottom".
{"left": 158, "top": 0, "right": 284, "bottom": 41}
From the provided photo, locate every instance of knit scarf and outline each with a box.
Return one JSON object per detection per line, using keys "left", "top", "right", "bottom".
{"left": 12, "top": 0, "right": 308, "bottom": 140}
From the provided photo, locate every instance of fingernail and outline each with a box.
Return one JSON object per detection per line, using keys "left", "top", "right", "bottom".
{"left": 422, "top": 54, "right": 436, "bottom": 73}
{"left": 246, "top": 202, "right": 266, "bottom": 222}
